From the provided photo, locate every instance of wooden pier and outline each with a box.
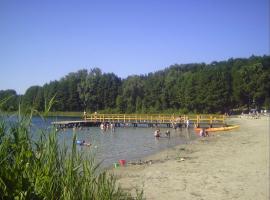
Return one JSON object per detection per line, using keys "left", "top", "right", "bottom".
{"left": 51, "top": 114, "right": 226, "bottom": 129}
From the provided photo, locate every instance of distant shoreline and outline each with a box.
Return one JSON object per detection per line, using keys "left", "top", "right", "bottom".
{"left": 1, "top": 110, "right": 230, "bottom": 118}
{"left": 0, "top": 111, "right": 83, "bottom": 118}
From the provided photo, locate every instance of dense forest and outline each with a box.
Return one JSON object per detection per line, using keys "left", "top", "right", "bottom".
{"left": 1, "top": 55, "right": 270, "bottom": 114}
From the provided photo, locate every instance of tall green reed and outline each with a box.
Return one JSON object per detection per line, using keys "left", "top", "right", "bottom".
{"left": 0, "top": 98, "right": 144, "bottom": 200}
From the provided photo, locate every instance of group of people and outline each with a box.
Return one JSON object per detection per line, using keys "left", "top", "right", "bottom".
{"left": 240, "top": 110, "right": 262, "bottom": 119}
{"left": 154, "top": 129, "right": 170, "bottom": 138}
{"left": 172, "top": 119, "right": 190, "bottom": 130}
{"left": 100, "top": 122, "right": 115, "bottom": 131}
{"left": 154, "top": 127, "right": 209, "bottom": 138}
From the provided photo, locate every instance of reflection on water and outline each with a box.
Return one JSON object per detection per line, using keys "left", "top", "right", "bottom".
{"left": 2, "top": 115, "right": 198, "bottom": 168}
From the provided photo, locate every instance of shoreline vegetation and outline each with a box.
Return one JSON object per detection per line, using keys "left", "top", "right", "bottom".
{"left": 0, "top": 110, "right": 232, "bottom": 117}
{"left": 112, "top": 116, "right": 269, "bottom": 200}
{"left": 0, "top": 110, "right": 232, "bottom": 120}
{"left": 0, "top": 111, "right": 144, "bottom": 199}
{"left": 0, "top": 111, "right": 83, "bottom": 118}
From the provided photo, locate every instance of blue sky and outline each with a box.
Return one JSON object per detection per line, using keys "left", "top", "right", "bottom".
{"left": 0, "top": 0, "right": 269, "bottom": 94}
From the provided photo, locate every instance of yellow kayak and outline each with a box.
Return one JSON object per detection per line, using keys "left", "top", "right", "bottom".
{"left": 194, "top": 125, "right": 239, "bottom": 133}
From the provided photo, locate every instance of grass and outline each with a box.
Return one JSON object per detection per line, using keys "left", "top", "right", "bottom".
{"left": 0, "top": 112, "right": 144, "bottom": 200}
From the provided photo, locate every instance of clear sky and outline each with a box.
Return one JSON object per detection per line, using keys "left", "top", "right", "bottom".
{"left": 0, "top": 0, "right": 269, "bottom": 94}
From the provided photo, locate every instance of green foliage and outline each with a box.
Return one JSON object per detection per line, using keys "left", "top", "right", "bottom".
{"left": 21, "top": 86, "right": 44, "bottom": 111}
{"left": 0, "top": 115, "right": 143, "bottom": 200}
{"left": 77, "top": 69, "right": 121, "bottom": 112}
{"left": 2, "top": 55, "right": 270, "bottom": 113}
{"left": 44, "top": 94, "right": 57, "bottom": 117}
{"left": 0, "top": 90, "right": 19, "bottom": 111}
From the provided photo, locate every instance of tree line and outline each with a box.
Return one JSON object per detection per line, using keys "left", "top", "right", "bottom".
{"left": 1, "top": 55, "right": 269, "bottom": 114}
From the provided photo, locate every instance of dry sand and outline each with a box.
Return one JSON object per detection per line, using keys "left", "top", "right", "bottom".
{"left": 113, "top": 116, "right": 269, "bottom": 200}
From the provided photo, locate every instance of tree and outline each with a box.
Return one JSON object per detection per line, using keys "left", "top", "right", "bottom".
{"left": 3, "top": 55, "right": 270, "bottom": 113}
{"left": 22, "top": 86, "right": 44, "bottom": 111}
{"left": 0, "top": 90, "right": 18, "bottom": 111}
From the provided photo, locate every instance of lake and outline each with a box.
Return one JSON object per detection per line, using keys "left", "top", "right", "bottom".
{"left": 3, "top": 115, "right": 198, "bottom": 168}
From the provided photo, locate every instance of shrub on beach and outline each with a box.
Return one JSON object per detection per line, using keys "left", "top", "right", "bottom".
{"left": 0, "top": 114, "right": 143, "bottom": 200}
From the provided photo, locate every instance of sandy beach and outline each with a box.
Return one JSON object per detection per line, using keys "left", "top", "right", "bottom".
{"left": 113, "top": 116, "right": 269, "bottom": 200}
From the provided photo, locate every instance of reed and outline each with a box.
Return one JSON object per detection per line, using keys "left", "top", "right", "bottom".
{"left": 0, "top": 113, "right": 144, "bottom": 200}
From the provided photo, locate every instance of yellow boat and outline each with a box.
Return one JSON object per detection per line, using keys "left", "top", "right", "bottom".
{"left": 194, "top": 125, "right": 239, "bottom": 133}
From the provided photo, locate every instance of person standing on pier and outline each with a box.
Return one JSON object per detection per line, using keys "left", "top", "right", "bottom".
{"left": 83, "top": 111, "right": 87, "bottom": 120}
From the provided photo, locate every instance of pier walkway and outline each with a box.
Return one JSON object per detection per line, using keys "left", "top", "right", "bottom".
{"left": 51, "top": 114, "right": 226, "bottom": 128}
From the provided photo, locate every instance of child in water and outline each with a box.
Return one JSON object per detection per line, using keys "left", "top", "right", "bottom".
{"left": 199, "top": 128, "right": 209, "bottom": 137}
{"left": 154, "top": 129, "right": 160, "bottom": 137}
{"left": 199, "top": 128, "right": 205, "bottom": 137}
{"left": 165, "top": 130, "right": 170, "bottom": 138}
{"left": 76, "top": 140, "right": 91, "bottom": 146}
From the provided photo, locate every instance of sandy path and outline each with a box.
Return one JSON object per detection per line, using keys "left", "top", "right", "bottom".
{"left": 113, "top": 116, "right": 269, "bottom": 200}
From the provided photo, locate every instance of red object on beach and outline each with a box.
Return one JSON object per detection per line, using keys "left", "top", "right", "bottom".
{"left": 119, "top": 159, "right": 126, "bottom": 166}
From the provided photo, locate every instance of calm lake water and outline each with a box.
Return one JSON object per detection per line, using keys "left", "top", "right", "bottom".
{"left": 3, "top": 115, "right": 198, "bottom": 168}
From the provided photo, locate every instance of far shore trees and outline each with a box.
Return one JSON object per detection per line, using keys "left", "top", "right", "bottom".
{"left": 1, "top": 55, "right": 269, "bottom": 114}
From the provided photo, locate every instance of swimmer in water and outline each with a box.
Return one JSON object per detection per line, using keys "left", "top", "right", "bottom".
{"left": 154, "top": 129, "right": 161, "bottom": 137}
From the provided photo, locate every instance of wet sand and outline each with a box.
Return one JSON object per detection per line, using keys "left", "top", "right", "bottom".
{"left": 113, "top": 116, "right": 269, "bottom": 200}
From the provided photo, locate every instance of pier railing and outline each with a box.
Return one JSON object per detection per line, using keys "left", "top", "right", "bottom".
{"left": 85, "top": 114, "right": 225, "bottom": 125}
